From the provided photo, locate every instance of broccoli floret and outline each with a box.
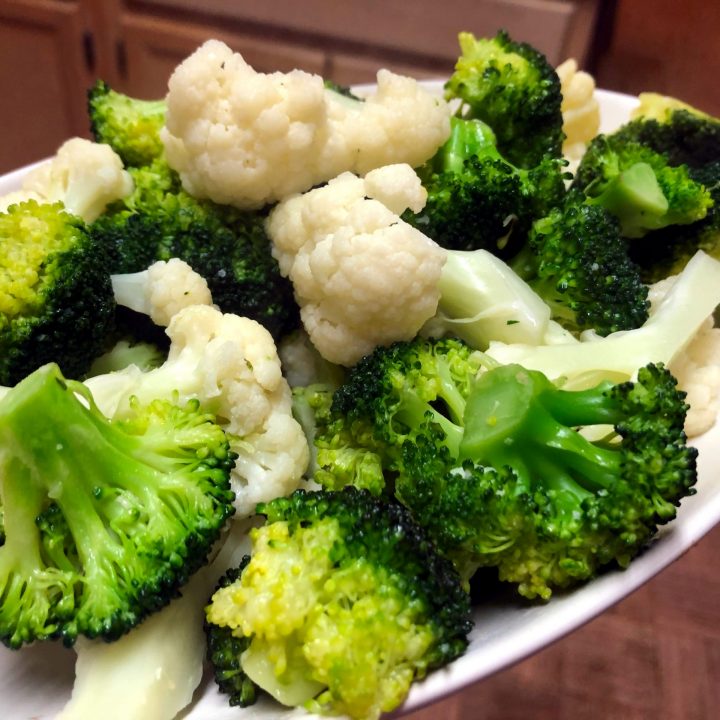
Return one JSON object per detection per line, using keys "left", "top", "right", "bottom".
{"left": 88, "top": 80, "right": 166, "bottom": 167}
{"left": 0, "top": 200, "right": 116, "bottom": 385}
{"left": 611, "top": 109, "right": 720, "bottom": 169}
{"left": 445, "top": 30, "right": 564, "bottom": 167}
{"left": 510, "top": 192, "right": 649, "bottom": 335}
{"left": 628, "top": 161, "right": 720, "bottom": 282}
{"left": 0, "top": 363, "right": 236, "bottom": 649}
{"left": 405, "top": 116, "right": 566, "bottom": 258}
{"left": 92, "top": 160, "right": 300, "bottom": 341}
{"left": 205, "top": 487, "right": 471, "bottom": 720}
{"left": 399, "top": 362, "right": 696, "bottom": 598}
{"left": 314, "top": 338, "right": 482, "bottom": 494}
{"left": 313, "top": 338, "right": 697, "bottom": 600}
{"left": 572, "top": 134, "right": 713, "bottom": 238}
{"left": 204, "top": 559, "right": 258, "bottom": 707}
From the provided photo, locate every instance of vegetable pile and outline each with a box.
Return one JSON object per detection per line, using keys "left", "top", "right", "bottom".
{"left": 1, "top": 28, "right": 720, "bottom": 720}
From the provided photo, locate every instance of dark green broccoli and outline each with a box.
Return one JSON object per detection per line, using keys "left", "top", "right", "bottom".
{"left": 0, "top": 200, "right": 116, "bottom": 385}
{"left": 628, "top": 160, "right": 720, "bottom": 282}
{"left": 572, "top": 134, "right": 713, "bottom": 238}
{"left": 92, "top": 159, "right": 300, "bottom": 341}
{"left": 312, "top": 338, "right": 697, "bottom": 600}
{"left": 88, "top": 80, "right": 166, "bottom": 167}
{"left": 0, "top": 363, "right": 236, "bottom": 649}
{"left": 205, "top": 487, "right": 471, "bottom": 720}
{"left": 609, "top": 108, "right": 720, "bottom": 170}
{"left": 404, "top": 116, "right": 567, "bottom": 259}
{"left": 314, "top": 337, "right": 481, "bottom": 494}
{"left": 509, "top": 191, "right": 650, "bottom": 335}
{"left": 444, "top": 30, "right": 564, "bottom": 167}
{"left": 204, "top": 559, "right": 258, "bottom": 707}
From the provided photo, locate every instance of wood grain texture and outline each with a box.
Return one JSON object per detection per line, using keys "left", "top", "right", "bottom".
{"left": 403, "top": 523, "right": 720, "bottom": 720}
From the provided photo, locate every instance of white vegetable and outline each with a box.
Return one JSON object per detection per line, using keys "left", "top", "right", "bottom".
{"left": 267, "top": 164, "right": 447, "bottom": 366}
{"left": 429, "top": 249, "right": 577, "bottom": 348}
{"left": 57, "top": 520, "right": 255, "bottom": 720}
{"left": 111, "top": 258, "right": 213, "bottom": 326}
{"left": 18, "top": 137, "right": 133, "bottom": 222}
{"left": 487, "top": 251, "right": 720, "bottom": 388}
{"left": 648, "top": 274, "right": 720, "bottom": 438}
{"left": 85, "top": 305, "right": 309, "bottom": 517}
{"left": 161, "top": 40, "right": 451, "bottom": 208}
{"left": 0, "top": 189, "right": 43, "bottom": 213}
{"left": 556, "top": 58, "right": 600, "bottom": 166}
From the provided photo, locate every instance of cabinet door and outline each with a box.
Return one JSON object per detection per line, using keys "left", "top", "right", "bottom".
{"left": 117, "top": 13, "right": 327, "bottom": 100}
{"left": 0, "top": 0, "right": 91, "bottom": 173}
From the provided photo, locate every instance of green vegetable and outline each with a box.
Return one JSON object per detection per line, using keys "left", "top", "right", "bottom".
{"left": 312, "top": 337, "right": 697, "bottom": 599}
{"left": 205, "top": 487, "right": 471, "bottom": 720}
{"left": 0, "top": 363, "right": 236, "bottom": 649}
{"left": 0, "top": 200, "right": 115, "bottom": 385}
{"left": 93, "top": 159, "right": 300, "bottom": 341}
{"left": 510, "top": 191, "right": 650, "bottom": 335}
{"left": 445, "top": 30, "right": 564, "bottom": 168}
{"left": 405, "top": 116, "right": 566, "bottom": 259}
{"left": 629, "top": 160, "right": 720, "bottom": 282}
{"left": 88, "top": 80, "right": 166, "bottom": 167}
{"left": 572, "top": 134, "right": 713, "bottom": 238}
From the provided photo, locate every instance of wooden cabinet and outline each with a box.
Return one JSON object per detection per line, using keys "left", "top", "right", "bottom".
{"left": 116, "top": 13, "right": 327, "bottom": 100}
{"left": 0, "top": 0, "right": 605, "bottom": 172}
{"left": 0, "top": 0, "right": 92, "bottom": 171}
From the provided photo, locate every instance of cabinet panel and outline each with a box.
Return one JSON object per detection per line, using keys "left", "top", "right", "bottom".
{"left": 0, "top": 0, "right": 90, "bottom": 173}
{"left": 118, "top": 13, "right": 327, "bottom": 99}
{"left": 134, "top": 0, "right": 601, "bottom": 66}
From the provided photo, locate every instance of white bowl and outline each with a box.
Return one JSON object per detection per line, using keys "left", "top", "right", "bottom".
{"left": 1, "top": 87, "right": 719, "bottom": 720}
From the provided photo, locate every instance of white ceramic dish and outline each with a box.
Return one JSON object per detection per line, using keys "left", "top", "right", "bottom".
{"left": 1, "top": 87, "right": 719, "bottom": 720}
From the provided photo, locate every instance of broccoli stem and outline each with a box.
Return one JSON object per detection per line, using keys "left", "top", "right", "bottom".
{"left": 459, "top": 365, "right": 622, "bottom": 493}
{"left": 587, "top": 162, "right": 669, "bottom": 236}
{"left": 396, "top": 388, "right": 464, "bottom": 456}
{"left": 440, "top": 118, "right": 498, "bottom": 174}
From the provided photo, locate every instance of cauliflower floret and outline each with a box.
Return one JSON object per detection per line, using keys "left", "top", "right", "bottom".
{"left": 649, "top": 274, "right": 720, "bottom": 437}
{"left": 86, "top": 305, "right": 309, "bottom": 516}
{"left": 557, "top": 58, "right": 600, "bottom": 166}
{"left": 111, "top": 258, "right": 213, "bottom": 326}
{"left": 20, "top": 137, "right": 133, "bottom": 222}
{"left": 267, "top": 164, "right": 447, "bottom": 366}
{"left": 671, "top": 317, "right": 720, "bottom": 437}
{"left": 161, "top": 39, "right": 451, "bottom": 209}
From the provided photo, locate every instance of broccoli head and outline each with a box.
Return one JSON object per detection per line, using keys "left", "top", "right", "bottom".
{"left": 314, "top": 337, "right": 482, "bottom": 494}
{"left": 0, "top": 363, "right": 236, "bottom": 649}
{"left": 445, "top": 30, "right": 564, "bottom": 167}
{"left": 205, "top": 487, "right": 471, "bottom": 720}
{"left": 628, "top": 160, "right": 720, "bottom": 282}
{"left": 611, "top": 108, "right": 720, "bottom": 169}
{"left": 204, "top": 559, "right": 258, "bottom": 707}
{"left": 572, "top": 134, "right": 713, "bottom": 238}
{"left": 92, "top": 159, "right": 300, "bottom": 341}
{"left": 88, "top": 80, "right": 166, "bottom": 167}
{"left": 0, "top": 200, "right": 115, "bottom": 385}
{"left": 404, "top": 362, "right": 696, "bottom": 597}
{"left": 511, "top": 191, "right": 650, "bottom": 335}
{"left": 405, "top": 116, "right": 566, "bottom": 259}
{"left": 312, "top": 338, "right": 697, "bottom": 600}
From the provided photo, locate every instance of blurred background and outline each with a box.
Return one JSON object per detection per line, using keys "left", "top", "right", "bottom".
{"left": 1, "top": 1, "right": 719, "bottom": 718}
{"left": 1, "top": 0, "right": 719, "bottom": 174}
